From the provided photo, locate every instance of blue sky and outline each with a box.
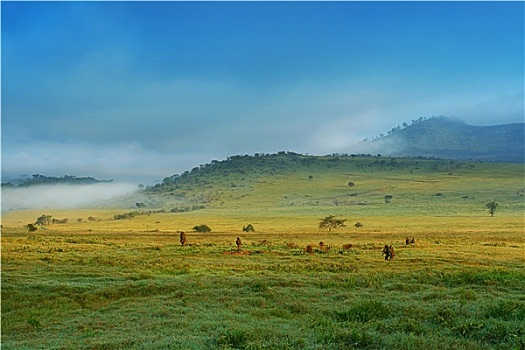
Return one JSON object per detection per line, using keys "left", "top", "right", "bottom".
{"left": 2, "top": 1, "right": 523, "bottom": 184}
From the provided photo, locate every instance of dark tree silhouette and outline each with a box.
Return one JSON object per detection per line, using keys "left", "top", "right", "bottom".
{"left": 242, "top": 224, "right": 255, "bottom": 232}
{"left": 319, "top": 215, "right": 346, "bottom": 232}
{"left": 193, "top": 224, "right": 211, "bottom": 233}
{"left": 486, "top": 201, "right": 498, "bottom": 217}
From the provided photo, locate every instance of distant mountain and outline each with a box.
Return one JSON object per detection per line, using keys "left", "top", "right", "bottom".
{"left": 352, "top": 117, "right": 524, "bottom": 162}
{"left": 1, "top": 174, "right": 113, "bottom": 188}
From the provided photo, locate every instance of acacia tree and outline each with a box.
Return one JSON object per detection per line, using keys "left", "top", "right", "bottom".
{"left": 243, "top": 224, "right": 255, "bottom": 232}
{"left": 35, "top": 214, "right": 52, "bottom": 226}
{"left": 193, "top": 224, "right": 211, "bottom": 233}
{"left": 486, "top": 201, "right": 498, "bottom": 217}
{"left": 319, "top": 215, "right": 346, "bottom": 232}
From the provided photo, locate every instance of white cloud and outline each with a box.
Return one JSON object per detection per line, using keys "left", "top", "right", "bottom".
{"left": 1, "top": 140, "right": 213, "bottom": 184}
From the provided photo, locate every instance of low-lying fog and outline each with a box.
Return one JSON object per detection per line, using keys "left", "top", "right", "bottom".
{"left": 1, "top": 182, "right": 137, "bottom": 211}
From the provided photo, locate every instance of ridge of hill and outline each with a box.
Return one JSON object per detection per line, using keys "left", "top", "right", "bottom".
{"left": 129, "top": 153, "right": 524, "bottom": 215}
{"left": 1, "top": 174, "right": 113, "bottom": 188}
{"left": 352, "top": 117, "right": 524, "bottom": 162}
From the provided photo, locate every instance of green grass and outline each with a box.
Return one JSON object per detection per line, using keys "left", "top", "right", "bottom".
{"left": 2, "top": 156, "right": 524, "bottom": 349}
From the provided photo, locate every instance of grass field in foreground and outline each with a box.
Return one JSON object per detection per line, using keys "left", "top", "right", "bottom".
{"left": 2, "top": 210, "right": 524, "bottom": 350}
{"left": 2, "top": 157, "right": 524, "bottom": 349}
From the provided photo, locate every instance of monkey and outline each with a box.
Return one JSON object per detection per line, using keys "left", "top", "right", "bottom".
{"left": 382, "top": 244, "right": 390, "bottom": 260}
{"left": 389, "top": 245, "right": 395, "bottom": 259}
{"left": 382, "top": 244, "right": 395, "bottom": 260}
{"left": 306, "top": 245, "right": 314, "bottom": 255}
{"left": 179, "top": 231, "right": 187, "bottom": 246}
{"left": 342, "top": 243, "right": 353, "bottom": 250}
{"left": 236, "top": 237, "right": 242, "bottom": 251}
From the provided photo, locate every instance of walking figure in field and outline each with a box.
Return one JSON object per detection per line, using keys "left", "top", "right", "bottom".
{"left": 236, "top": 237, "right": 242, "bottom": 251}
{"left": 180, "top": 231, "right": 187, "bottom": 246}
{"left": 389, "top": 245, "right": 395, "bottom": 259}
{"left": 382, "top": 244, "right": 395, "bottom": 260}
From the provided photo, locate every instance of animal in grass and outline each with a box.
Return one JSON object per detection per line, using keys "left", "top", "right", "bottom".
{"left": 382, "top": 245, "right": 389, "bottom": 259}
{"left": 389, "top": 245, "right": 395, "bottom": 259}
{"left": 318, "top": 241, "right": 330, "bottom": 252}
{"left": 179, "top": 231, "right": 187, "bottom": 246}
{"left": 406, "top": 237, "right": 416, "bottom": 245}
{"left": 306, "top": 244, "right": 314, "bottom": 255}
{"left": 236, "top": 237, "right": 242, "bottom": 251}
{"left": 382, "top": 244, "right": 395, "bottom": 260}
{"left": 342, "top": 243, "right": 353, "bottom": 250}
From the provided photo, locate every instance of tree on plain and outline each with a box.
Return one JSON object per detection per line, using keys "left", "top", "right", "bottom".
{"left": 193, "top": 224, "right": 211, "bottom": 233}
{"left": 486, "top": 201, "right": 498, "bottom": 217}
{"left": 35, "top": 214, "right": 52, "bottom": 226}
{"left": 243, "top": 224, "right": 255, "bottom": 233}
{"left": 319, "top": 215, "right": 346, "bottom": 232}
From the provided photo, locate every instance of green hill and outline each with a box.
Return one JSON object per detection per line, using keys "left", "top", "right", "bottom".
{"left": 354, "top": 117, "right": 524, "bottom": 162}
{"left": 131, "top": 152, "right": 524, "bottom": 217}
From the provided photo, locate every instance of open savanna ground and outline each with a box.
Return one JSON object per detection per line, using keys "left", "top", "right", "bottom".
{"left": 2, "top": 156, "right": 524, "bottom": 349}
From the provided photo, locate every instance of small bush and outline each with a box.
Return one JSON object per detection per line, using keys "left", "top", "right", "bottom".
{"left": 243, "top": 224, "right": 255, "bottom": 232}
{"left": 193, "top": 224, "right": 211, "bottom": 233}
{"left": 113, "top": 211, "right": 139, "bottom": 220}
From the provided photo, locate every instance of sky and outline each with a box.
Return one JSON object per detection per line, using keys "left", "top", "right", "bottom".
{"left": 2, "top": 1, "right": 524, "bottom": 184}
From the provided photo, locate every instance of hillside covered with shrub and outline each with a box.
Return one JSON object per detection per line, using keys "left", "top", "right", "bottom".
{"left": 354, "top": 116, "right": 524, "bottom": 162}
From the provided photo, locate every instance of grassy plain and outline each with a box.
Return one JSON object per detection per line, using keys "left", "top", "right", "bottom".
{"left": 2, "top": 155, "right": 524, "bottom": 349}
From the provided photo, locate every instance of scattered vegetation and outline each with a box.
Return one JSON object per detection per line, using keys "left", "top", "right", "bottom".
{"left": 2, "top": 174, "right": 112, "bottom": 187}
{"left": 35, "top": 214, "right": 53, "bottom": 226}
{"left": 486, "top": 200, "right": 499, "bottom": 217}
{"left": 319, "top": 215, "right": 346, "bottom": 232}
{"left": 193, "top": 224, "right": 211, "bottom": 233}
{"left": 361, "top": 116, "right": 524, "bottom": 162}
{"left": 113, "top": 211, "right": 140, "bottom": 220}
{"left": 2, "top": 155, "right": 523, "bottom": 349}
{"left": 242, "top": 224, "right": 256, "bottom": 232}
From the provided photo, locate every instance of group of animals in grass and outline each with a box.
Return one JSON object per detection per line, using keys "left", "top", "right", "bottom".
{"left": 179, "top": 230, "right": 416, "bottom": 260}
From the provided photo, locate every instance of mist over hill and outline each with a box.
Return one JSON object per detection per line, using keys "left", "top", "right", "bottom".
{"left": 350, "top": 117, "right": 524, "bottom": 162}
{"left": 1, "top": 175, "right": 135, "bottom": 211}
